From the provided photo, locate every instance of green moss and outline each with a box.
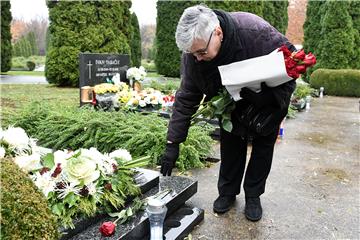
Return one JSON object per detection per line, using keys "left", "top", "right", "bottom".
{"left": 0, "top": 158, "right": 59, "bottom": 240}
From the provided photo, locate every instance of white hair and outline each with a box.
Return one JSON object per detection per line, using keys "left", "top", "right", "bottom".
{"left": 175, "top": 4, "right": 220, "bottom": 52}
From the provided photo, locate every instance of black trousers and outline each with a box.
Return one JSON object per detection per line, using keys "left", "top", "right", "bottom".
{"left": 217, "top": 127, "right": 279, "bottom": 198}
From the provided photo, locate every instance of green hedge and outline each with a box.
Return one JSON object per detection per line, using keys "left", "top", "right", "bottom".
{"left": 1, "top": 158, "right": 59, "bottom": 240}
{"left": 310, "top": 69, "right": 360, "bottom": 97}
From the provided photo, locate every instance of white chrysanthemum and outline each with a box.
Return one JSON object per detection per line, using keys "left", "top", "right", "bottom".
{"left": 14, "top": 153, "right": 42, "bottom": 172}
{"left": 32, "top": 172, "right": 56, "bottom": 197}
{"left": 101, "top": 155, "right": 117, "bottom": 175}
{"left": 0, "top": 147, "right": 5, "bottom": 158}
{"left": 56, "top": 181, "right": 81, "bottom": 199}
{"left": 79, "top": 147, "right": 105, "bottom": 166}
{"left": 2, "top": 127, "right": 30, "bottom": 152}
{"left": 109, "top": 149, "right": 132, "bottom": 162}
{"left": 87, "top": 182, "right": 103, "bottom": 197}
{"left": 54, "top": 150, "right": 73, "bottom": 165}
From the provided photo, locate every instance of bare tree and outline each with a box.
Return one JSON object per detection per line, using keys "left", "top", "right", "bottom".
{"left": 11, "top": 17, "right": 48, "bottom": 55}
{"left": 140, "top": 24, "right": 156, "bottom": 59}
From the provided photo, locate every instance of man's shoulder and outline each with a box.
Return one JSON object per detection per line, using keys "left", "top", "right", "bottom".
{"left": 230, "top": 11, "right": 271, "bottom": 32}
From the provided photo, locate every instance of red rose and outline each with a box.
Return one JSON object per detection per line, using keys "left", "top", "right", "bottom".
{"left": 99, "top": 221, "right": 116, "bottom": 237}
{"left": 293, "top": 49, "right": 306, "bottom": 61}
{"left": 285, "top": 58, "right": 297, "bottom": 69}
{"left": 296, "top": 65, "right": 307, "bottom": 74}
{"left": 287, "top": 68, "right": 300, "bottom": 79}
{"left": 278, "top": 45, "right": 292, "bottom": 58}
{"left": 303, "top": 53, "right": 316, "bottom": 67}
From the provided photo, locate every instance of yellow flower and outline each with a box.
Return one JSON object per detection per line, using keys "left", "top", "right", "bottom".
{"left": 94, "top": 83, "right": 119, "bottom": 94}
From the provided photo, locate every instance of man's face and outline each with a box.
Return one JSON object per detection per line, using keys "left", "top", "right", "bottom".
{"left": 189, "top": 26, "right": 223, "bottom": 62}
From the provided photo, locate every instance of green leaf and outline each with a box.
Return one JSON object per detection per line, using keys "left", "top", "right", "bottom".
{"left": 64, "top": 192, "right": 77, "bottom": 208}
{"left": 222, "top": 119, "right": 233, "bottom": 132}
{"left": 108, "top": 212, "right": 121, "bottom": 218}
{"left": 42, "top": 153, "right": 55, "bottom": 169}
{"left": 211, "top": 97, "right": 225, "bottom": 109}
{"left": 126, "top": 207, "right": 133, "bottom": 217}
{"left": 52, "top": 203, "right": 65, "bottom": 216}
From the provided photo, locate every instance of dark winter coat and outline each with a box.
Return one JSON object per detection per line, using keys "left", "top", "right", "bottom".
{"left": 167, "top": 10, "right": 296, "bottom": 143}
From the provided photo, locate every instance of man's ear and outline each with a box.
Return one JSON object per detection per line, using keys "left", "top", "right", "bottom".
{"left": 215, "top": 26, "right": 223, "bottom": 37}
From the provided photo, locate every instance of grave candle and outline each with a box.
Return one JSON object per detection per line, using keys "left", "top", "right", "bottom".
{"left": 146, "top": 198, "right": 167, "bottom": 240}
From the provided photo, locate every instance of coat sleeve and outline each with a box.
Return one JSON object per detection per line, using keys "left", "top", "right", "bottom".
{"left": 167, "top": 54, "right": 203, "bottom": 143}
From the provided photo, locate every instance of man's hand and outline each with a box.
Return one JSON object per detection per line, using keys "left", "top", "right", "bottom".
{"left": 240, "top": 82, "right": 276, "bottom": 108}
{"left": 160, "top": 143, "right": 180, "bottom": 176}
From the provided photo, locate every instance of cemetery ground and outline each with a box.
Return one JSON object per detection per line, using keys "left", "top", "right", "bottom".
{"left": 1, "top": 84, "right": 359, "bottom": 239}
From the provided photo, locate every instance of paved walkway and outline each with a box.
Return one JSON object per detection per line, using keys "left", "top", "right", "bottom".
{"left": 181, "top": 96, "right": 359, "bottom": 239}
{"left": 0, "top": 75, "right": 48, "bottom": 84}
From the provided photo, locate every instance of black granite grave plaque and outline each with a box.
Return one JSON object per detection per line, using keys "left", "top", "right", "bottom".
{"left": 79, "top": 53, "right": 130, "bottom": 106}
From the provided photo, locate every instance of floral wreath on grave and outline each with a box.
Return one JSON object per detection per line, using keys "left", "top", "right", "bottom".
{"left": 0, "top": 126, "right": 150, "bottom": 229}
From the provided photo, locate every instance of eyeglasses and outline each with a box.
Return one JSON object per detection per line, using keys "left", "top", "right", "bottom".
{"left": 185, "top": 30, "right": 214, "bottom": 57}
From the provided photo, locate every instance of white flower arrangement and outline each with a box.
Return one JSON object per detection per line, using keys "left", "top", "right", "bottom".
{"left": 126, "top": 66, "right": 147, "bottom": 83}
{"left": 1, "top": 126, "right": 150, "bottom": 229}
{"left": 0, "top": 126, "right": 36, "bottom": 156}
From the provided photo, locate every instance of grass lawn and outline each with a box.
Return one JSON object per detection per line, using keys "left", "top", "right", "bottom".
{"left": 1, "top": 84, "right": 79, "bottom": 124}
{"left": 1, "top": 71, "right": 45, "bottom": 76}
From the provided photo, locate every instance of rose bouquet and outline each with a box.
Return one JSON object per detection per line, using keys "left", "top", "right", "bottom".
{"left": 1, "top": 126, "right": 150, "bottom": 229}
{"left": 192, "top": 45, "right": 316, "bottom": 132}
{"left": 278, "top": 45, "right": 316, "bottom": 79}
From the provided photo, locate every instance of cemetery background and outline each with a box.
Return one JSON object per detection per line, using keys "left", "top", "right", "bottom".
{"left": 1, "top": 0, "right": 359, "bottom": 239}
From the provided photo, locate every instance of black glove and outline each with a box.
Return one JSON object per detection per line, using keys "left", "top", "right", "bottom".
{"left": 240, "top": 82, "right": 276, "bottom": 108}
{"left": 160, "top": 143, "right": 179, "bottom": 176}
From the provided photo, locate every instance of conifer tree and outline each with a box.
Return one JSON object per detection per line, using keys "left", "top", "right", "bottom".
{"left": 303, "top": 1, "right": 325, "bottom": 55}
{"left": 26, "top": 31, "right": 39, "bottom": 55}
{"left": 1, "top": 1, "right": 12, "bottom": 72}
{"left": 46, "top": 1, "right": 132, "bottom": 86}
{"left": 155, "top": 0, "right": 264, "bottom": 77}
{"left": 130, "top": 13, "right": 141, "bottom": 67}
{"left": 349, "top": 1, "right": 360, "bottom": 69}
{"left": 317, "top": 0, "right": 355, "bottom": 69}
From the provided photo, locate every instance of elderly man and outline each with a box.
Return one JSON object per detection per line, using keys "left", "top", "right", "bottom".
{"left": 160, "top": 4, "right": 296, "bottom": 221}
